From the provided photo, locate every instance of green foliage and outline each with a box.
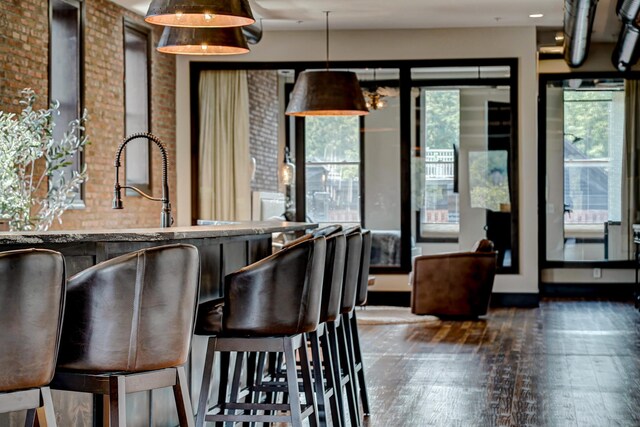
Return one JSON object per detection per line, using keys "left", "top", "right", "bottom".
{"left": 0, "top": 89, "right": 89, "bottom": 231}
{"left": 564, "top": 90, "right": 614, "bottom": 159}
{"left": 424, "top": 90, "right": 460, "bottom": 149}
{"left": 305, "top": 116, "right": 359, "bottom": 179}
{"left": 468, "top": 150, "right": 510, "bottom": 212}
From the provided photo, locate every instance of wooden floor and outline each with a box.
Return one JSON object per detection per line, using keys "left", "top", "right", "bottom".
{"left": 357, "top": 299, "right": 640, "bottom": 427}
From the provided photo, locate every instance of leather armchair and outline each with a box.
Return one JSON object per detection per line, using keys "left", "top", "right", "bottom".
{"left": 411, "top": 239, "right": 497, "bottom": 318}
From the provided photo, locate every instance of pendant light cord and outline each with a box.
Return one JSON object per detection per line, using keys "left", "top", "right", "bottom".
{"left": 325, "top": 11, "right": 330, "bottom": 70}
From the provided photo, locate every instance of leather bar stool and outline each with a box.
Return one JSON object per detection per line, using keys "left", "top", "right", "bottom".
{"left": 308, "top": 225, "right": 346, "bottom": 427}
{"left": 329, "top": 226, "right": 362, "bottom": 427}
{"left": 51, "top": 244, "right": 200, "bottom": 427}
{"left": 195, "top": 236, "right": 326, "bottom": 427}
{"left": 237, "top": 224, "right": 344, "bottom": 427}
{"left": 0, "top": 249, "right": 65, "bottom": 426}
{"left": 345, "top": 229, "right": 372, "bottom": 416}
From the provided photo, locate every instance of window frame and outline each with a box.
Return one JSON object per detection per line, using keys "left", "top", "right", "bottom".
{"left": 190, "top": 58, "right": 519, "bottom": 274}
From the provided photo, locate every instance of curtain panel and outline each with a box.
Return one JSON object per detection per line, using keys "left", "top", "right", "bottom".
{"left": 198, "top": 70, "right": 251, "bottom": 221}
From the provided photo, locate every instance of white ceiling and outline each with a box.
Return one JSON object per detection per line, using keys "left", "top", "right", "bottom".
{"left": 113, "top": 0, "right": 620, "bottom": 41}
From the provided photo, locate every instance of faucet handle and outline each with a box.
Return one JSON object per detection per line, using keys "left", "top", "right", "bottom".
{"left": 112, "top": 186, "right": 123, "bottom": 209}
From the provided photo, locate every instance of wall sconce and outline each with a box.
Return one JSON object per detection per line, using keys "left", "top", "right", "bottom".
{"left": 279, "top": 147, "right": 295, "bottom": 186}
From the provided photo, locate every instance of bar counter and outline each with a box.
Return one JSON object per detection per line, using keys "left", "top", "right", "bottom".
{"left": 0, "top": 221, "right": 314, "bottom": 427}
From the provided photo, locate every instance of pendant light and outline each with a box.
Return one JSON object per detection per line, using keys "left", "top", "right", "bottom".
{"left": 145, "top": 0, "right": 255, "bottom": 28}
{"left": 285, "top": 12, "right": 368, "bottom": 116}
{"left": 157, "top": 26, "right": 249, "bottom": 55}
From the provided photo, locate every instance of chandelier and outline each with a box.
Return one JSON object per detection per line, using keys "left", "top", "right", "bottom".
{"left": 362, "top": 70, "right": 398, "bottom": 111}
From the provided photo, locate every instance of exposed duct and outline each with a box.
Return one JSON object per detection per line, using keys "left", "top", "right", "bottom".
{"left": 612, "top": 23, "right": 640, "bottom": 71}
{"left": 618, "top": 0, "right": 640, "bottom": 21}
{"left": 563, "top": 0, "right": 599, "bottom": 68}
{"left": 612, "top": 0, "right": 640, "bottom": 71}
{"left": 242, "top": 21, "right": 263, "bottom": 44}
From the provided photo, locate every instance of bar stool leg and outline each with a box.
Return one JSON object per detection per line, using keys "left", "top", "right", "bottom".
{"left": 338, "top": 319, "right": 361, "bottom": 427}
{"left": 174, "top": 366, "right": 195, "bottom": 427}
{"left": 326, "top": 322, "right": 347, "bottom": 427}
{"left": 309, "top": 331, "right": 328, "bottom": 425}
{"left": 283, "top": 337, "right": 304, "bottom": 427}
{"left": 109, "top": 376, "right": 126, "bottom": 427}
{"left": 25, "top": 408, "right": 36, "bottom": 427}
{"left": 319, "top": 328, "right": 343, "bottom": 427}
{"left": 228, "top": 352, "right": 245, "bottom": 420}
{"left": 350, "top": 311, "right": 370, "bottom": 415}
{"left": 299, "top": 334, "right": 319, "bottom": 427}
{"left": 196, "top": 337, "right": 216, "bottom": 427}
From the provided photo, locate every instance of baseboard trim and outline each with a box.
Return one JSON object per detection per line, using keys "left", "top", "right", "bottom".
{"left": 367, "top": 291, "right": 540, "bottom": 308}
{"left": 489, "top": 292, "right": 539, "bottom": 308}
{"left": 541, "top": 282, "right": 635, "bottom": 299}
{"left": 366, "top": 291, "right": 410, "bottom": 307}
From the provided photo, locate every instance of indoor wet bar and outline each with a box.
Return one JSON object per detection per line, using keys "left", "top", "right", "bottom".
{"left": 0, "top": 221, "right": 312, "bottom": 426}
{"left": 6, "top": 0, "right": 640, "bottom": 425}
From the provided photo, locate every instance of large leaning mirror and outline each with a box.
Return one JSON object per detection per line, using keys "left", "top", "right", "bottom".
{"left": 542, "top": 75, "right": 637, "bottom": 263}
{"left": 411, "top": 65, "right": 519, "bottom": 273}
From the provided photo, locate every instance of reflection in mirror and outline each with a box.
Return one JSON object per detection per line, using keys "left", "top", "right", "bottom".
{"left": 413, "top": 80, "right": 517, "bottom": 272}
{"left": 544, "top": 78, "right": 628, "bottom": 262}
{"left": 302, "top": 68, "right": 403, "bottom": 268}
{"left": 360, "top": 70, "right": 401, "bottom": 268}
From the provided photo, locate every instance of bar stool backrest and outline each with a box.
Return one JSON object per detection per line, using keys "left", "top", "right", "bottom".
{"left": 340, "top": 227, "right": 363, "bottom": 314}
{"left": 0, "top": 249, "right": 65, "bottom": 392}
{"left": 223, "top": 236, "right": 326, "bottom": 336}
{"left": 57, "top": 244, "right": 200, "bottom": 373}
{"left": 356, "top": 229, "right": 372, "bottom": 306}
{"left": 317, "top": 232, "right": 346, "bottom": 323}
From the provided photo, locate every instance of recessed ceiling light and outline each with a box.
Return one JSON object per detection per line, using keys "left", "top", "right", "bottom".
{"left": 529, "top": 13, "right": 544, "bottom": 18}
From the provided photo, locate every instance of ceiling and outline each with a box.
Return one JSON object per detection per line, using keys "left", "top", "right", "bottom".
{"left": 113, "top": 0, "right": 620, "bottom": 41}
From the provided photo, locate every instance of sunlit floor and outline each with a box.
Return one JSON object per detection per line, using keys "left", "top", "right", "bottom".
{"left": 358, "top": 299, "right": 640, "bottom": 427}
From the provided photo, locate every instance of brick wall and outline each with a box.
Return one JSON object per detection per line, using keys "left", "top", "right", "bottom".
{"left": 247, "top": 70, "right": 279, "bottom": 193}
{"left": 0, "top": 0, "right": 176, "bottom": 230}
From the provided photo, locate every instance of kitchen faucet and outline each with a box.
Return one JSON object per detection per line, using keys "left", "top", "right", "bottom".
{"left": 113, "top": 132, "right": 172, "bottom": 228}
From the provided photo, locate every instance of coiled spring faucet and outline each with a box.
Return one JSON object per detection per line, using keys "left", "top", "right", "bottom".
{"left": 113, "top": 132, "right": 173, "bottom": 228}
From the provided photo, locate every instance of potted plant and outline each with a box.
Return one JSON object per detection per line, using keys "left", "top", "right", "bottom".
{"left": 0, "top": 89, "right": 89, "bottom": 231}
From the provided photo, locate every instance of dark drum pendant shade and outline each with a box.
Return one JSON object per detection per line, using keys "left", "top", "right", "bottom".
{"left": 145, "top": 0, "right": 255, "bottom": 28}
{"left": 157, "top": 26, "right": 249, "bottom": 55}
{"left": 285, "top": 70, "right": 369, "bottom": 116}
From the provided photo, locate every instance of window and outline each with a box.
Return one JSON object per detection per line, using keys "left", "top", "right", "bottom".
{"left": 193, "top": 59, "right": 518, "bottom": 274}
{"left": 124, "top": 21, "right": 151, "bottom": 194}
{"left": 304, "top": 116, "right": 361, "bottom": 224}
{"left": 420, "top": 89, "right": 460, "bottom": 239}
{"left": 49, "top": 0, "right": 84, "bottom": 205}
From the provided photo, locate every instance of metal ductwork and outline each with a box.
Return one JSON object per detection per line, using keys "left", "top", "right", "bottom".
{"left": 612, "top": 23, "right": 640, "bottom": 71}
{"left": 612, "top": 0, "right": 640, "bottom": 71}
{"left": 618, "top": 0, "right": 640, "bottom": 21}
{"left": 563, "top": 0, "right": 599, "bottom": 68}
{"left": 242, "top": 21, "right": 262, "bottom": 44}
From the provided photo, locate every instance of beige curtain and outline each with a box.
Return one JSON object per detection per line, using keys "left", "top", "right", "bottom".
{"left": 622, "top": 80, "right": 640, "bottom": 257}
{"left": 198, "top": 70, "right": 251, "bottom": 221}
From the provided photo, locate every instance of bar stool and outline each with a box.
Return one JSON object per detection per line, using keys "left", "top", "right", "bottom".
{"left": 345, "top": 229, "right": 372, "bottom": 416}
{"left": 195, "top": 236, "right": 326, "bottom": 426}
{"left": 329, "top": 227, "right": 362, "bottom": 427}
{"left": 51, "top": 244, "right": 200, "bottom": 427}
{"left": 286, "top": 225, "right": 345, "bottom": 427}
{"left": 0, "top": 249, "right": 65, "bottom": 426}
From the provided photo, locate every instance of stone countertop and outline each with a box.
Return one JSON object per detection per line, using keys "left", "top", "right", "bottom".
{"left": 0, "top": 221, "right": 316, "bottom": 245}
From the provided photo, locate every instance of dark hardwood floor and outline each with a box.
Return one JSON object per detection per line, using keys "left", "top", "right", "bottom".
{"left": 358, "top": 299, "right": 640, "bottom": 427}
